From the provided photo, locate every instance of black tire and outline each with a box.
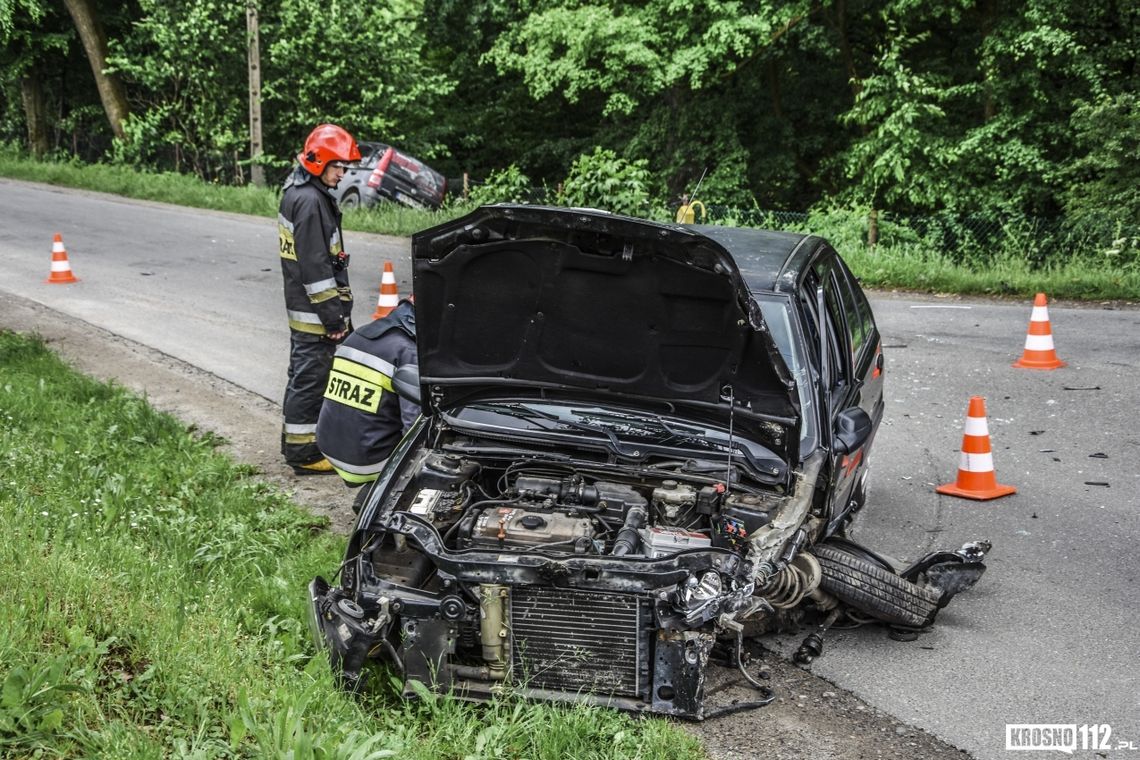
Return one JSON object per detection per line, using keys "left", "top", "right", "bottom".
{"left": 339, "top": 188, "right": 361, "bottom": 210}
{"left": 814, "top": 543, "right": 941, "bottom": 628}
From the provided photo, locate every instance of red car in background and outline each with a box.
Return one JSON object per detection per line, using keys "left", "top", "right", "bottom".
{"left": 331, "top": 141, "right": 447, "bottom": 211}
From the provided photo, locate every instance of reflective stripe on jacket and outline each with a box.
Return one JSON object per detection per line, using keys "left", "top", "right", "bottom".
{"left": 316, "top": 301, "right": 419, "bottom": 483}
{"left": 278, "top": 167, "right": 352, "bottom": 336}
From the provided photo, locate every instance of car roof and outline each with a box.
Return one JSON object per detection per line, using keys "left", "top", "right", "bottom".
{"left": 689, "top": 224, "right": 819, "bottom": 295}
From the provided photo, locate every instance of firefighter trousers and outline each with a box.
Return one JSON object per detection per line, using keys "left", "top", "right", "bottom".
{"left": 282, "top": 333, "right": 336, "bottom": 466}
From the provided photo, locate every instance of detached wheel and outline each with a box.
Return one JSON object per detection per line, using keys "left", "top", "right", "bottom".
{"left": 814, "top": 543, "right": 941, "bottom": 628}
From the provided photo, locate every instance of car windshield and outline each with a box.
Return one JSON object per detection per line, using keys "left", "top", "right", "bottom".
{"left": 446, "top": 401, "right": 787, "bottom": 483}
{"left": 757, "top": 296, "right": 818, "bottom": 454}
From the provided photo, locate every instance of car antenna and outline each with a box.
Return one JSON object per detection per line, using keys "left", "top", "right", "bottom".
{"left": 723, "top": 384, "right": 735, "bottom": 492}
{"left": 688, "top": 167, "right": 708, "bottom": 205}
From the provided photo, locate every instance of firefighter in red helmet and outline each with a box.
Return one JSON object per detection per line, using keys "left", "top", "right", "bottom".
{"left": 278, "top": 123, "right": 362, "bottom": 474}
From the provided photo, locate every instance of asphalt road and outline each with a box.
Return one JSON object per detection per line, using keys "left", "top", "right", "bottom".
{"left": 2, "top": 178, "right": 1137, "bottom": 759}
{"left": 0, "top": 179, "right": 410, "bottom": 400}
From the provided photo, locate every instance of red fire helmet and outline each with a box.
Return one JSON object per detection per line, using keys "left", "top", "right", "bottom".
{"left": 297, "top": 124, "right": 361, "bottom": 175}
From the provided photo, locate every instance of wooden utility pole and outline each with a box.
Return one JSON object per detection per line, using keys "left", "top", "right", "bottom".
{"left": 246, "top": 2, "right": 266, "bottom": 187}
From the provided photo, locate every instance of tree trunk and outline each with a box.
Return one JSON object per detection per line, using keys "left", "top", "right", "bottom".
{"left": 979, "top": 0, "right": 997, "bottom": 121}
{"left": 20, "top": 74, "right": 50, "bottom": 158}
{"left": 62, "top": 0, "right": 130, "bottom": 141}
{"left": 766, "top": 60, "right": 815, "bottom": 184}
{"left": 830, "top": 0, "right": 862, "bottom": 99}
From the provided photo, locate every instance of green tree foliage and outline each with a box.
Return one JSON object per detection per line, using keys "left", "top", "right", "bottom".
{"left": 836, "top": 32, "right": 963, "bottom": 212}
{"left": 1057, "top": 92, "right": 1140, "bottom": 266}
{"left": 1062, "top": 92, "right": 1140, "bottom": 223}
{"left": 102, "top": 0, "right": 453, "bottom": 183}
{"left": 558, "top": 146, "right": 652, "bottom": 216}
{"left": 1, "top": 0, "right": 1137, "bottom": 231}
{"left": 264, "top": 0, "right": 453, "bottom": 163}
{"left": 485, "top": 0, "right": 809, "bottom": 118}
{"left": 420, "top": 0, "right": 603, "bottom": 182}
{"left": 1062, "top": 96, "right": 1140, "bottom": 224}
{"left": 949, "top": 0, "right": 1107, "bottom": 215}
{"left": 467, "top": 164, "right": 534, "bottom": 205}
{"left": 0, "top": 0, "right": 116, "bottom": 159}
{"left": 109, "top": 0, "right": 250, "bottom": 181}
{"left": 0, "top": 0, "right": 63, "bottom": 157}
{"left": 484, "top": 0, "right": 813, "bottom": 203}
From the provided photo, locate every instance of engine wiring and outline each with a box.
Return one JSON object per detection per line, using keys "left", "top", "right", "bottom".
{"left": 698, "top": 629, "right": 777, "bottom": 720}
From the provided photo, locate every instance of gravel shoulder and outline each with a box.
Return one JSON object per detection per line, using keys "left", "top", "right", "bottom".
{"left": 1, "top": 292, "right": 974, "bottom": 760}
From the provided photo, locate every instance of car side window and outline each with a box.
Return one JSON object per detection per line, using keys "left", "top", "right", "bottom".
{"left": 837, "top": 272, "right": 865, "bottom": 357}
{"left": 798, "top": 270, "right": 824, "bottom": 374}
{"left": 833, "top": 257, "right": 876, "bottom": 364}
{"left": 798, "top": 286, "right": 822, "bottom": 363}
{"left": 822, "top": 273, "right": 849, "bottom": 388}
{"left": 807, "top": 257, "right": 850, "bottom": 390}
{"left": 852, "top": 272, "right": 875, "bottom": 349}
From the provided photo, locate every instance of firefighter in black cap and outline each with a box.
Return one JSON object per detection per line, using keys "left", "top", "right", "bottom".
{"left": 316, "top": 296, "right": 418, "bottom": 505}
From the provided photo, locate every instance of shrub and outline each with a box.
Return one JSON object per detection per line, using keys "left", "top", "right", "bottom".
{"left": 467, "top": 164, "right": 534, "bottom": 205}
{"left": 558, "top": 147, "right": 652, "bottom": 216}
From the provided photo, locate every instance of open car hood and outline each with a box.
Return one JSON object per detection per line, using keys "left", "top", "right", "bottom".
{"left": 411, "top": 205, "right": 801, "bottom": 467}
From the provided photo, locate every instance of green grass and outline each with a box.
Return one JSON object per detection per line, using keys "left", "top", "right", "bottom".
{"left": 2, "top": 150, "right": 1136, "bottom": 301}
{"left": 841, "top": 243, "right": 1140, "bottom": 302}
{"left": 0, "top": 149, "right": 472, "bottom": 239}
{"left": 0, "top": 331, "right": 702, "bottom": 759}
{"left": 0, "top": 151, "right": 282, "bottom": 218}
{"left": 343, "top": 200, "right": 473, "bottom": 238}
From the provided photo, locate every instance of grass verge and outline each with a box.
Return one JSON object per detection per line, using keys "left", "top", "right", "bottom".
{"left": 840, "top": 243, "right": 1140, "bottom": 302}
{"left": 0, "top": 150, "right": 470, "bottom": 238}
{"left": 1, "top": 151, "right": 1136, "bottom": 301}
{"left": 0, "top": 331, "right": 702, "bottom": 759}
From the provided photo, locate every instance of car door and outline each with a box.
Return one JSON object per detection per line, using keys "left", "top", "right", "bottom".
{"left": 820, "top": 250, "right": 885, "bottom": 532}
{"left": 799, "top": 248, "right": 871, "bottom": 531}
{"left": 832, "top": 254, "right": 884, "bottom": 430}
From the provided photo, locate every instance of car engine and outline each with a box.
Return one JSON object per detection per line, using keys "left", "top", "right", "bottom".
{"left": 311, "top": 447, "right": 989, "bottom": 720}
{"left": 390, "top": 453, "right": 784, "bottom": 561}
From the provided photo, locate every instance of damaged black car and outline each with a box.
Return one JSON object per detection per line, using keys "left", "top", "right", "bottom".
{"left": 309, "top": 205, "right": 990, "bottom": 720}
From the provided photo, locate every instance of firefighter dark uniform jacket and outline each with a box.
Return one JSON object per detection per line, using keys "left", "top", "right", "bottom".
{"left": 316, "top": 300, "right": 419, "bottom": 484}
{"left": 278, "top": 167, "right": 352, "bottom": 338}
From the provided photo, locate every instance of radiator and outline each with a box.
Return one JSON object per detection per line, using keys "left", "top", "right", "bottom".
{"left": 509, "top": 587, "right": 646, "bottom": 697}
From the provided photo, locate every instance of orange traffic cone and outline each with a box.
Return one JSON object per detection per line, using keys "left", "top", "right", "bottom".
{"left": 1012, "top": 293, "right": 1065, "bottom": 370}
{"left": 372, "top": 261, "right": 400, "bottom": 319}
{"left": 936, "top": 396, "right": 1017, "bottom": 501}
{"left": 45, "top": 233, "right": 79, "bottom": 284}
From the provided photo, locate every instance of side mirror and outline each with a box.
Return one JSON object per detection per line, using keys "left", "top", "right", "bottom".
{"left": 834, "top": 407, "right": 872, "bottom": 454}
{"left": 391, "top": 364, "right": 421, "bottom": 404}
